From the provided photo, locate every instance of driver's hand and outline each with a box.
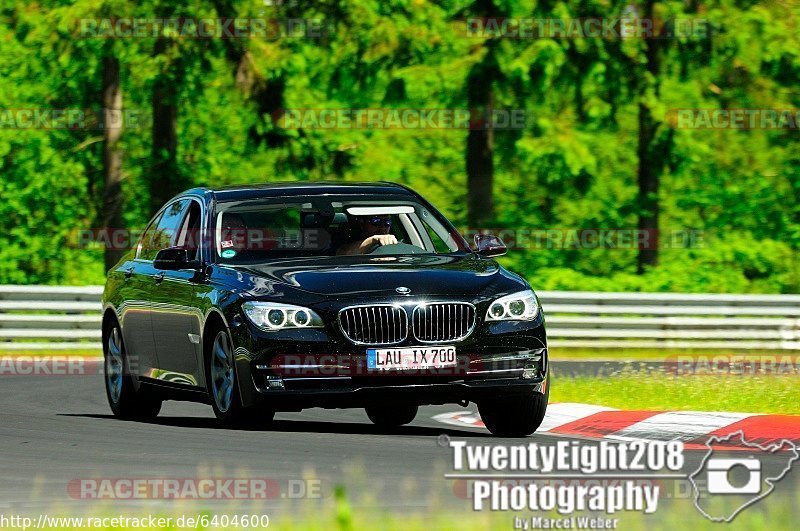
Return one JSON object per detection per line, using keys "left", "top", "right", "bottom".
{"left": 360, "top": 234, "right": 397, "bottom": 252}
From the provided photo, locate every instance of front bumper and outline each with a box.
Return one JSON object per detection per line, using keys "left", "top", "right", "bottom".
{"left": 230, "top": 309, "right": 547, "bottom": 410}
{"left": 250, "top": 347, "right": 547, "bottom": 410}
{"left": 252, "top": 377, "right": 546, "bottom": 410}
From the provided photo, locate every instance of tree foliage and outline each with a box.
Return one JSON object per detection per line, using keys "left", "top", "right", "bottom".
{"left": 0, "top": 0, "right": 797, "bottom": 292}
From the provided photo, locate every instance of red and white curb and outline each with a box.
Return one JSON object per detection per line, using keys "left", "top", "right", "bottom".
{"left": 433, "top": 403, "right": 800, "bottom": 449}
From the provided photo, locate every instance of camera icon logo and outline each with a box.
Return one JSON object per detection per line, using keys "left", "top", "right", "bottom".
{"left": 689, "top": 431, "right": 798, "bottom": 522}
{"left": 706, "top": 457, "right": 761, "bottom": 494}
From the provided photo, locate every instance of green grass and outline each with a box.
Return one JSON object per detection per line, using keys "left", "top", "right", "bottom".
{"left": 551, "top": 370, "right": 798, "bottom": 414}
{"left": 549, "top": 347, "right": 792, "bottom": 361}
{"left": 20, "top": 492, "right": 798, "bottom": 531}
{"left": 0, "top": 349, "right": 101, "bottom": 357}
{"left": 265, "top": 505, "right": 794, "bottom": 531}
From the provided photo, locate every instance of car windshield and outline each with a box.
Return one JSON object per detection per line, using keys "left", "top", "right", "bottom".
{"left": 212, "top": 196, "right": 468, "bottom": 264}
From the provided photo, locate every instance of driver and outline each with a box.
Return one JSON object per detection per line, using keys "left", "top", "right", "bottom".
{"left": 336, "top": 215, "right": 398, "bottom": 255}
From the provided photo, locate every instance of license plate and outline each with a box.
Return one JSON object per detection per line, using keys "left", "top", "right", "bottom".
{"left": 366, "top": 346, "right": 457, "bottom": 370}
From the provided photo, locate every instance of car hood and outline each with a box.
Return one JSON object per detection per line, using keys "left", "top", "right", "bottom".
{"left": 226, "top": 254, "right": 523, "bottom": 300}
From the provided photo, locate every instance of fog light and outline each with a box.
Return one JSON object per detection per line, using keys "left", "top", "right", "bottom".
{"left": 522, "top": 354, "right": 541, "bottom": 379}
{"left": 266, "top": 375, "right": 285, "bottom": 389}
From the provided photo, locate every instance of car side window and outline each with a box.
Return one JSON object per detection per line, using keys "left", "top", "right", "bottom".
{"left": 176, "top": 200, "right": 203, "bottom": 260}
{"left": 137, "top": 212, "right": 164, "bottom": 261}
{"left": 422, "top": 219, "right": 453, "bottom": 253}
{"left": 139, "top": 199, "right": 191, "bottom": 261}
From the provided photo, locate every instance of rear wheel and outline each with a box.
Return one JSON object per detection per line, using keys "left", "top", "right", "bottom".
{"left": 365, "top": 404, "right": 418, "bottom": 428}
{"left": 478, "top": 380, "right": 549, "bottom": 437}
{"left": 207, "top": 327, "right": 274, "bottom": 427}
{"left": 104, "top": 322, "right": 161, "bottom": 419}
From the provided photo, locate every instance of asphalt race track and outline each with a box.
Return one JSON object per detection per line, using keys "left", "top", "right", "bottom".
{"left": 1, "top": 368, "right": 796, "bottom": 524}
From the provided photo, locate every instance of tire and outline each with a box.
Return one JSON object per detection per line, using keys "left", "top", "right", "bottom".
{"left": 104, "top": 321, "right": 162, "bottom": 419}
{"left": 365, "top": 404, "right": 418, "bottom": 428}
{"left": 478, "top": 379, "right": 549, "bottom": 437}
{"left": 206, "top": 326, "right": 274, "bottom": 428}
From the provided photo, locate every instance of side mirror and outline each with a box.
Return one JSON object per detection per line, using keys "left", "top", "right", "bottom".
{"left": 153, "top": 247, "right": 199, "bottom": 271}
{"left": 474, "top": 234, "right": 507, "bottom": 258}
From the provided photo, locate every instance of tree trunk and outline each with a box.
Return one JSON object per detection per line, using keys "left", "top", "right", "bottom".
{"left": 636, "top": 0, "right": 661, "bottom": 273}
{"left": 466, "top": 112, "right": 494, "bottom": 227}
{"left": 637, "top": 102, "right": 659, "bottom": 272}
{"left": 214, "top": 0, "right": 285, "bottom": 148}
{"left": 466, "top": 55, "right": 499, "bottom": 228}
{"left": 465, "top": 0, "right": 503, "bottom": 229}
{"left": 102, "top": 55, "right": 124, "bottom": 271}
{"left": 150, "top": 36, "right": 182, "bottom": 214}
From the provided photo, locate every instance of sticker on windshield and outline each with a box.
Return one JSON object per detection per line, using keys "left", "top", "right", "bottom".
{"left": 221, "top": 240, "right": 234, "bottom": 249}
{"left": 221, "top": 249, "right": 237, "bottom": 259}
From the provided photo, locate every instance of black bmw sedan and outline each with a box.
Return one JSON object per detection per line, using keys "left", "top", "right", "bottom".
{"left": 102, "top": 182, "right": 548, "bottom": 436}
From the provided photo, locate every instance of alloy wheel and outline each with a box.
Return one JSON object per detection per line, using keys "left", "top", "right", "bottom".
{"left": 210, "top": 331, "right": 235, "bottom": 413}
{"left": 105, "top": 327, "right": 124, "bottom": 404}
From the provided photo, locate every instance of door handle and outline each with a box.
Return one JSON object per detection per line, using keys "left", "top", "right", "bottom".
{"left": 154, "top": 271, "right": 165, "bottom": 284}
{"left": 124, "top": 267, "right": 134, "bottom": 280}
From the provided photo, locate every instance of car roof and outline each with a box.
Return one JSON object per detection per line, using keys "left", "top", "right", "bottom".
{"left": 184, "top": 182, "right": 417, "bottom": 202}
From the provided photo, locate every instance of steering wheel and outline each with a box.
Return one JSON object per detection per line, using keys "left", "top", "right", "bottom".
{"left": 368, "top": 242, "right": 426, "bottom": 255}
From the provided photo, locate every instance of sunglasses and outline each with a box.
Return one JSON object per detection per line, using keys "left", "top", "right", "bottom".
{"left": 365, "top": 216, "right": 392, "bottom": 227}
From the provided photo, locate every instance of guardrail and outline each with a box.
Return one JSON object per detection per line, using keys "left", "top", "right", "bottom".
{"left": 539, "top": 291, "right": 800, "bottom": 350}
{"left": 1, "top": 285, "right": 799, "bottom": 351}
{"left": 0, "top": 286, "right": 103, "bottom": 350}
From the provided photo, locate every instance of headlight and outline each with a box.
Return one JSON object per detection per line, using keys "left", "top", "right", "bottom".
{"left": 242, "top": 302, "right": 324, "bottom": 331}
{"left": 485, "top": 290, "right": 539, "bottom": 322}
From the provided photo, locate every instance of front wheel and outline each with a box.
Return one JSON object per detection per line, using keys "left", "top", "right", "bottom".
{"left": 478, "top": 381, "right": 549, "bottom": 437}
{"left": 104, "top": 322, "right": 161, "bottom": 419}
{"left": 365, "top": 404, "right": 418, "bottom": 428}
{"left": 206, "top": 328, "right": 274, "bottom": 427}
